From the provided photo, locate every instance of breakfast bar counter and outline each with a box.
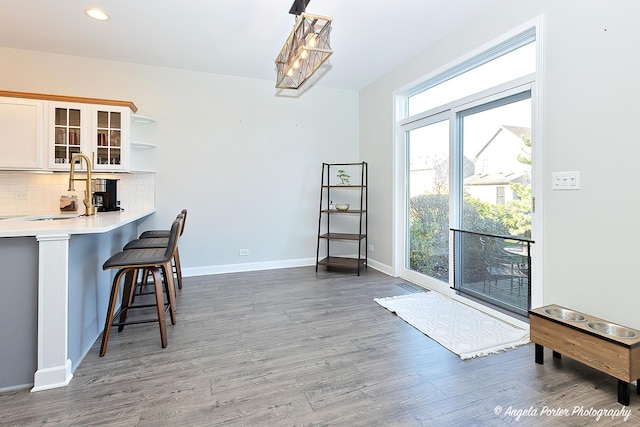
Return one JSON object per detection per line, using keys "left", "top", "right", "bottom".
{"left": 0, "top": 209, "right": 154, "bottom": 392}
{"left": 0, "top": 209, "right": 154, "bottom": 238}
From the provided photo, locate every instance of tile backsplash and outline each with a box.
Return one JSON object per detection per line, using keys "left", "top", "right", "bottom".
{"left": 0, "top": 171, "right": 155, "bottom": 214}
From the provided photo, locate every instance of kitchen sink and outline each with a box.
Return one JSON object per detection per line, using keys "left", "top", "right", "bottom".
{"left": 586, "top": 321, "right": 639, "bottom": 339}
{"left": 4, "top": 213, "right": 82, "bottom": 221}
{"left": 25, "top": 214, "right": 81, "bottom": 221}
{"left": 0, "top": 215, "right": 26, "bottom": 220}
{"left": 543, "top": 307, "right": 587, "bottom": 322}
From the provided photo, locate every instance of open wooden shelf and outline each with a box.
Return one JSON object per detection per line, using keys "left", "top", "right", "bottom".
{"left": 316, "top": 162, "right": 368, "bottom": 276}
{"left": 318, "top": 232, "right": 365, "bottom": 241}
{"left": 317, "top": 256, "right": 367, "bottom": 270}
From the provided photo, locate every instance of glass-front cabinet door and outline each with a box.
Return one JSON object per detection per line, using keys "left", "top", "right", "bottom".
{"left": 95, "top": 109, "right": 122, "bottom": 168}
{"left": 48, "top": 103, "right": 130, "bottom": 171}
{"left": 92, "top": 106, "right": 129, "bottom": 171}
{"left": 50, "top": 103, "right": 86, "bottom": 169}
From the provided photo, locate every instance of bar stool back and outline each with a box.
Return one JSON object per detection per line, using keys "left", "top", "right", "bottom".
{"left": 124, "top": 211, "right": 186, "bottom": 289}
{"left": 139, "top": 209, "right": 188, "bottom": 239}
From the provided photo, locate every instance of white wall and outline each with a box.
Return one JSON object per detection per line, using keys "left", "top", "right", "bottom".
{"left": 360, "top": 0, "right": 640, "bottom": 328}
{"left": 0, "top": 47, "right": 359, "bottom": 272}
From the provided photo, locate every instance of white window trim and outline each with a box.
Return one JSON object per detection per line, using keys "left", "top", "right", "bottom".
{"left": 392, "top": 15, "right": 544, "bottom": 322}
{"left": 399, "top": 74, "right": 535, "bottom": 128}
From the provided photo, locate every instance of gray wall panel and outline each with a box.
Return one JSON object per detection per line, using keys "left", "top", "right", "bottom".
{"left": 0, "top": 237, "right": 38, "bottom": 389}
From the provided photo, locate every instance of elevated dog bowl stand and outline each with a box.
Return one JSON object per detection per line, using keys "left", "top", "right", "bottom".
{"left": 530, "top": 304, "right": 640, "bottom": 405}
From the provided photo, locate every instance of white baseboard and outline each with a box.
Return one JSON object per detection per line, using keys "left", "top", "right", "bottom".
{"left": 366, "top": 258, "right": 393, "bottom": 275}
{"left": 182, "top": 257, "right": 395, "bottom": 277}
{"left": 182, "top": 257, "right": 316, "bottom": 276}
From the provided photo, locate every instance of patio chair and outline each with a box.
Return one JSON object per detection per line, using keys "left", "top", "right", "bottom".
{"left": 480, "top": 237, "right": 528, "bottom": 294}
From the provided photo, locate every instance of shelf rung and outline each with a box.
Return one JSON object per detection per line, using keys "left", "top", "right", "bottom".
{"left": 319, "top": 233, "right": 366, "bottom": 240}
{"left": 318, "top": 256, "right": 366, "bottom": 269}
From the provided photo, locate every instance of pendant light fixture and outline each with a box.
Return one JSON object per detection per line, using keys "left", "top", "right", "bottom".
{"left": 275, "top": 0, "right": 333, "bottom": 89}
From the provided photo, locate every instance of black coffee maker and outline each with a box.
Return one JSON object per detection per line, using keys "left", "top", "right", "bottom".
{"left": 92, "top": 179, "right": 120, "bottom": 212}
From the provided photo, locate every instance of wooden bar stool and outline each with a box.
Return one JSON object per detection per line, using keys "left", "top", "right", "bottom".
{"left": 100, "top": 216, "right": 183, "bottom": 357}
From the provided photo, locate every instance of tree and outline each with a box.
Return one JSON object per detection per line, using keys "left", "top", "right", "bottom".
{"left": 509, "top": 133, "right": 532, "bottom": 238}
{"left": 408, "top": 192, "right": 511, "bottom": 279}
{"left": 409, "top": 194, "right": 448, "bottom": 280}
{"left": 517, "top": 134, "right": 531, "bottom": 165}
{"left": 507, "top": 182, "right": 532, "bottom": 238}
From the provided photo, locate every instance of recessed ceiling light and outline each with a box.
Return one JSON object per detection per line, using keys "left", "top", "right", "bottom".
{"left": 85, "top": 8, "right": 110, "bottom": 21}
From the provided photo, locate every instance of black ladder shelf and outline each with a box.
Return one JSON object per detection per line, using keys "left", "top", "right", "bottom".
{"left": 316, "top": 162, "right": 368, "bottom": 275}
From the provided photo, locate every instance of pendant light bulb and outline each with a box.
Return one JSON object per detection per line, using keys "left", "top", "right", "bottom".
{"left": 307, "top": 34, "right": 317, "bottom": 48}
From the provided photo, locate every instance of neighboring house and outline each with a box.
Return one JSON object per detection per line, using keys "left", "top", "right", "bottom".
{"left": 464, "top": 125, "right": 531, "bottom": 205}
{"left": 410, "top": 156, "right": 474, "bottom": 197}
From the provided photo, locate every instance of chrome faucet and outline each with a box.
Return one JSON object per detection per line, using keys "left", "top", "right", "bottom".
{"left": 68, "top": 152, "right": 96, "bottom": 216}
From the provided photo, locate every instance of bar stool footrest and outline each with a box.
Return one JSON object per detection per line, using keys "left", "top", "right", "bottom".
{"left": 112, "top": 303, "right": 171, "bottom": 326}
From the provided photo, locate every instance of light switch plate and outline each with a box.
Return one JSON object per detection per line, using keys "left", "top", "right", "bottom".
{"left": 552, "top": 171, "right": 580, "bottom": 190}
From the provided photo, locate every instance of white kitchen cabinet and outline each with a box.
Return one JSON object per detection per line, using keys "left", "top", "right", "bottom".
{"left": 93, "top": 106, "right": 130, "bottom": 172}
{"left": 47, "top": 103, "right": 130, "bottom": 172}
{"left": 0, "top": 91, "right": 137, "bottom": 172}
{"left": 47, "top": 102, "right": 88, "bottom": 170}
{"left": 0, "top": 97, "right": 44, "bottom": 169}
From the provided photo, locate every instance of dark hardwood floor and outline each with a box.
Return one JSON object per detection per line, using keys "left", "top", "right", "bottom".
{"left": 0, "top": 267, "right": 637, "bottom": 426}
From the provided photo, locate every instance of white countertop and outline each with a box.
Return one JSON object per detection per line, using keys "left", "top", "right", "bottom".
{"left": 0, "top": 209, "right": 155, "bottom": 238}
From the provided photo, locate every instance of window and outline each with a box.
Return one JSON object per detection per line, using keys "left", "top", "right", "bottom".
{"left": 497, "top": 187, "right": 505, "bottom": 205}
{"left": 408, "top": 42, "right": 536, "bottom": 117}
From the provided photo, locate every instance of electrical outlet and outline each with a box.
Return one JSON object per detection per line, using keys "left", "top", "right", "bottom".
{"left": 368, "top": 244, "right": 374, "bottom": 252}
{"left": 15, "top": 191, "right": 27, "bottom": 199}
{"left": 239, "top": 249, "right": 249, "bottom": 256}
{"left": 552, "top": 171, "right": 580, "bottom": 190}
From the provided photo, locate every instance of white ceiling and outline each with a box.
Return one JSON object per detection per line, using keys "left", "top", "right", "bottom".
{"left": 0, "top": 0, "right": 497, "bottom": 91}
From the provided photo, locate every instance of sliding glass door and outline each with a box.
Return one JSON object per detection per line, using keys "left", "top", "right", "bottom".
{"left": 455, "top": 92, "right": 533, "bottom": 316}
{"left": 402, "top": 90, "right": 533, "bottom": 316}
{"left": 396, "top": 26, "right": 539, "bottom": 316}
